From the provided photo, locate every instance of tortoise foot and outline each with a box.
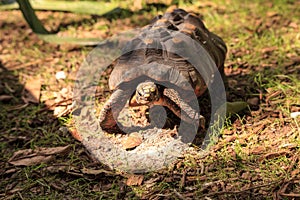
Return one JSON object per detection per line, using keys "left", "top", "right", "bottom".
{"left": 102, "top": 124, "right": 125, "bottom": 134}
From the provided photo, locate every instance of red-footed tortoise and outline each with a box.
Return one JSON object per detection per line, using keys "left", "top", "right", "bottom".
{"left": 99, "top": 8, "right": 227, "bottom": 133}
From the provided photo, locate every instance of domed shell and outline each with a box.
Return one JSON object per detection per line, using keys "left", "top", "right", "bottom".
{"left": 108, "top": 8, "right": 227, "bottom": 98}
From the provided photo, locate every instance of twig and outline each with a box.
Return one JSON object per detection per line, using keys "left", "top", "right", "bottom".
{"left": 173, "top": 189, "right": 186, "bottom": 200}
{"left": 202, "top": 178, "right": 238, "bottom": 188}
{"left": 180, "top": 169, "right": 187, "bottom": 188}
{"left": 198, "top": 181, "right": 280, "bottom": 198}
{"left": 37, "top": 97, "right": 73, "bottom": 113}
{"left": 278, "top": 178, "right": 300, "bottom": 198}
{"left": 8, "top": 59, "right": 46, "bottom": 70}
{"left": 17, "top": 191, "right": 24, "bottom": 200}
{"left": 279, "top": 193, "right": 300, "bottom": 197}
{"left": 37, "top": 92, "right": 105, "bottom": 113}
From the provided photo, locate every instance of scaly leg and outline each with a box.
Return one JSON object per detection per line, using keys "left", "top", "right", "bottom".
{"left": 99, "top": 89, "right": 130, "bottom": 133}
{"left": 157, "top": 88, "right": 205, "bottom": 128}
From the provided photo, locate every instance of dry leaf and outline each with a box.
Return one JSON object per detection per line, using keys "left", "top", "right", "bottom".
{"left": 46, "top": 165, "right": 69, "bottom": 173}
{"left": 291, "top": 169, "right": 300, "bottom": 178}
{"left": 126, "top": 174, "right": 144, "bottom": 186}
{"left": 44, "top": 99, "right": 56, "bottom": 110}
{"left": 122, "top": 133, "right": 143, "bottom": 150}
{"left": 69, "top": 128, "right": 83, "bottom": 142}
{"left": 225, "top": 135, "right": 237, "bottom": 142}
{"left": 144, "top": 177, "right": 161, "bottom": 188}
{"left": 37, "top": 145, "right": 71, "bottom": 155}
{"left": 8, "top": 146, "right": 71, "bottom": 166}
{"left": 4, "top": 168, "right": 19, "bottom": 175}
{"left": 261, "top": 46, "right": 278, "bottom": 54}
{"left": 266, "top": 11, "right": 279, "bottom": 17}
{"left": 250, "top": 146, "right": 265, "bottom": 155}
{"left": 80, "top": 168, "right": 113, "bottom": 175}
{"left": 22, "top": 77, "right": 41, "bottom": 103}
{"left": 260, "top": 150, "right": 290, "bottom": 161}
{"left": 53, "top": 106, "right": 67, "bottom": 116}
{"left": 9, "top": 155, "right": 54, "bottom": 166}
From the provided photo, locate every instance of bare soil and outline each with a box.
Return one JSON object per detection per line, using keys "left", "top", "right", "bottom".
{"left": 0, "top": 1, "right": 299, "bottom": 199}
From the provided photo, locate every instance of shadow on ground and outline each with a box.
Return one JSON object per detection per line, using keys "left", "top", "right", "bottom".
{"left": 1, "top": 1, "right": 299, "bottom": 198}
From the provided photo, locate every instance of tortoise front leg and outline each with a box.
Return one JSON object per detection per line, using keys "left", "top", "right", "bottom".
{"left": 158, "top": 88, "right": 205, "bottom": 128}
{"left": 99, "top": 89, "right": 130, "bottom": 133}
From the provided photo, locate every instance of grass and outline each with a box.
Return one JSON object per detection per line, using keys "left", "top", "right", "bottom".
{"left": 0, "top": 0, "right": 299, "bottom": 199}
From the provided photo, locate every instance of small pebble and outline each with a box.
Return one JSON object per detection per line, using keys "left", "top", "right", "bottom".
{"left": 59, "top": 126, "right": 69, "bottom": 134}
{"left": 247, "top": 97, "right": 259, "bottom": 106}
{"left": 56, "top": 71, "right": 66, "bottom": 80}
{"left": 290, "top": 112, "right": 300, "bottom": 118}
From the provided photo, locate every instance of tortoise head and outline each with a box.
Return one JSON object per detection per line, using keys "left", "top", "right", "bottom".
{"left": 135, "top": 82, "right": 160, "bottom": 105}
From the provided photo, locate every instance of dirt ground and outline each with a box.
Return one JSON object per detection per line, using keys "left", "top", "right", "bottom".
{"left": 0, "top": 0, "right": 299, "bottom": 199}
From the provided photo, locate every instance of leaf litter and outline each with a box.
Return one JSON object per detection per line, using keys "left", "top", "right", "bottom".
{"left": 8, "top": 145, "right": 71, "bottom": 166}
{"left": 0, "top": 1, "right": 299, "bottom": 199}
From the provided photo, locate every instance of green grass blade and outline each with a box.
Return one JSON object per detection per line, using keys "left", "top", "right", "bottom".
{"left": 0, "top": 0, "right": 122, "bottom": 16}
{"left": 6, "top": 0, "right": 120, "bottom": 45}
{"left": 37, "top": 34, "right": 102, "bottom": 46}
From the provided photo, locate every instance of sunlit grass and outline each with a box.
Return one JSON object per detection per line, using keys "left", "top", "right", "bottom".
{"left": 0, "top": 0, "right": 299, "bottom": 199}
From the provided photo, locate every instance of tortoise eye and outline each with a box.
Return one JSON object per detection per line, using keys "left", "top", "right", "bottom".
{"left": 137, "top": 90, "right": 143, "bottom": 96}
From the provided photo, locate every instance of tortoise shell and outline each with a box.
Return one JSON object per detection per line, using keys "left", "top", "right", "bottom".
{"left": 108, "top": 8, "right": 227, "bottom": 99}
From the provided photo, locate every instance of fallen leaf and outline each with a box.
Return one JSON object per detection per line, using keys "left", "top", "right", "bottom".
{"left": 252, "top": 124, "right": 265, "bottom": 134}
{"left": 80, "top": 168, "right": 113, "bottom": 175}
{"left": 197, "top": 1, "right": 217, "bottom": 8}
{"left": 241, "top": 171, "right": 251, "bottom": 180}
{"left": 222, "top": 129, "right": 234, "bottom": 135}
{"left": 44, "top": 99, "right": 56, "bottom": 110}
{"left": 22, "top": 77, "right": 41, "bottom": 103}
{"left": 9, "top": 155, "right": 54, "bottom": 166}
{"left": 122, "top": 133, "right": 143, "bottom": 150}
{"left": 4, "top": 168, "right": 19, "bottom": 175}
{"left": 250, "top": 146, "right": 265, "bottom": 155}
{"left": 261, "top": 46, "right": 278, "bottom": 54}
{"left": 53, "top": 106, "right": 67, "bottom": 116}
{"left": 46, "top": 165, "right": 69, "bottom": 173}
{"left": 8, "top": 146, "right": 71, "bottom": 166}
{"left": 144, "top": 177, "right": 161, "bottom": 188}
{"left": 59, "top": 87, "right": 70, "bottom": 98}
{"left": 69, "top": 128, "right": 83, "bottom": 141}
{"left": 259, "top": 150, "right": 290, "bottom": 162}
{"left": 290, "top": 56, "right": 300, "bottom": 63}
{"left": 37, "top": 145, "right": 71, "bottom": 155}
{"left": 266, "top": 11, "right": 279, "bottom": 17}
{"left": 225, "top": 135, "right": 237, "bottom": 142}
{"left": 289, "top": 22, "right": 298, "bottom": 29}
{"left": 126, "top": 174, "right": 144, "bottom": 186}
{"left": 291, "top": 169, "right": 300, "bottom": 178}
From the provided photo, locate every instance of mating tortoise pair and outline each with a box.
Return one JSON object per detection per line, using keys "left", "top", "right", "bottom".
{"left": 99, "top": 8, "right": 227, "bottom": 133}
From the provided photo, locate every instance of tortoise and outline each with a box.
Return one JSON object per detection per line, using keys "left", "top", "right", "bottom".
{"left": 99, "top": 8, "right": 227, "bottom": 133}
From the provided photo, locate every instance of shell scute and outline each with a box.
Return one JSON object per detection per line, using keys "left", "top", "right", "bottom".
{"left": 109, "top": 9, "right": 227, "bottom": 97}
